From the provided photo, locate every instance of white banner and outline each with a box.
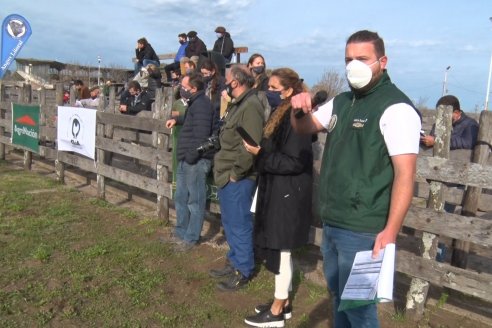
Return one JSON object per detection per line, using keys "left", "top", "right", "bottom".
{"left": 57, "top": 106, "right": 96, "bottom": 159}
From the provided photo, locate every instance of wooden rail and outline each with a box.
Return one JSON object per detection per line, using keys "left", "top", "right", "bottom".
{"left": 0, "top": 82, "right": 491, "bottom": 321}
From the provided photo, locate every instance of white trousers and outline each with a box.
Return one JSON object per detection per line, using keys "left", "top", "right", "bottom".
{"left": 274, "top": 250, "right": 293, "bottom": 299}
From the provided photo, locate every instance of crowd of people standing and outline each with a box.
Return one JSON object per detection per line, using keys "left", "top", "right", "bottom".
{"left": 71, "top": 26, "right": 479, "bottom": 328}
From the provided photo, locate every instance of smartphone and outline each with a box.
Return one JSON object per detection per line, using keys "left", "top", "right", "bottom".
{"left": 236, "top": 126, "right": 258, "bottom": 147}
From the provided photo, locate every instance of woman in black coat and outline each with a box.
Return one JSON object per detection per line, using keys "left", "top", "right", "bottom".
{"left": 242, "top": 68, "right": 313, "bottom": 327}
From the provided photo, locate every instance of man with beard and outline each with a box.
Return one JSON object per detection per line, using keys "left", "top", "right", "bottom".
{"left": 290, "top": 30, "right": 421, "bottom": 327}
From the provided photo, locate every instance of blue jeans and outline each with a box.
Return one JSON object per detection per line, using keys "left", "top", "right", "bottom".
{"left": 218, "top": 178, "right": 255, "bottom": 278}
{"left": 174, "top": 159, "right": 211, "bottom": 244}
{"left": 134, "top": 59, "right": 160, "bottom": 74}
{"left": 321, "top": 225, "right": 380, "bottom": 328}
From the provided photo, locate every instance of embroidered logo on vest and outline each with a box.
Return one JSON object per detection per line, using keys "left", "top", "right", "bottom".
{"left": 328, "top": 114, "right": 337, "bottom": 133}
{"left": 352, "top": 118, "right": 367, "bottom": 129}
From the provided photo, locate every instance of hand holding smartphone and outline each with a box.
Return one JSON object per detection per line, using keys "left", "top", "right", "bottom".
{"left": 236, "top": 126, "right": 258, "bottom": 147}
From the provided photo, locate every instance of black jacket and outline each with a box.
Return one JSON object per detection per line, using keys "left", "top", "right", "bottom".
{"left": 212, "top": 32, "right": 234, "bottom": 61}
{"left": 254, "top": 109, "right": 313, "bottom": 251}
{"left": 135, "top": 43, "right": 160, "bottom": 66}
{"left": 430, "top": 112, "right": 479, "bottom": 150}
{"left": 185, "top": 37, "right": 207, "bottom": 58}
{"left": 120, "top": 89, "right": 153, "bottom": 115}
{"left": 176, "top": 90, "right": 215, "bottom": 163}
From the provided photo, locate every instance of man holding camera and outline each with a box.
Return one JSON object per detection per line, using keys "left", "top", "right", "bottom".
{"left": 210, "top": 65, "right": 265, "bottom": 291}
{"left": 165, "top": 72, "right": 216, "bottom": 252}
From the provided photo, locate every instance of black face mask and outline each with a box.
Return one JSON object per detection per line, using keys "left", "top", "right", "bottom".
{"left": 179, "top": 40, "right": 185, "bottom": 45}
{"left": 180, "top": 87, "right": 193, "bottom": 100}
{"left": 202, "top": 75, "right": 213, "bottom": 84}
{"left": 225, "top": 81, "right": 234, "bottom": 98}
{"left": 251, "top": 66, "right": 265, "bottom": 75}
{"left": 266, "top": 90, "right": 282, "bottom": 109}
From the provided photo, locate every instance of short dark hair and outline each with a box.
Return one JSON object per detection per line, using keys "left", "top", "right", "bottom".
{"left": 347, "top": 30, "right": 385, "bottom": 58}
{"left": 186, "top": 72, "right": 205, "bottom": 91}
{"left": 436, "top": 95, "right": 461, "bottom": 112}
{"left": 74, "top": 79, "right": 84, "bottom": 86}
{"left": 230, "top": 64, "right": 255, "bottom": 88}
{"left": 127, "top": 80, "right": 141, "bottom": 91}
{"left": 137, "top": 37, "right": 148, "bottom": 46}
{"left": 178, "top": 33, "right": 187, "bottom": 39}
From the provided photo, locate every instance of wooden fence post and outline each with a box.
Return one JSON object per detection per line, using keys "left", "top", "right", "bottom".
{"left": 154, "top": 87, "right": 172, "bottom": 222}
{"left": 21, "top": 83, "right": 33, "bottom": 170}
{"left": 96, "top": 93, "right": 107, "bottom": 200}
{"left": 451, "top": 111, "right": 492, "bottom": 268}
{"left": 405, "top": 104, "right": 453, "bottom": 319}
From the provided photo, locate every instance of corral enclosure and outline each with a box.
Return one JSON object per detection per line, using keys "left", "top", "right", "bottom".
{"left": 0, "top": 82, "right": 491, "bottom": 324}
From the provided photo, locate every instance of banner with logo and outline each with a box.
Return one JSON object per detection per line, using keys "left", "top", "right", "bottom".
{"left": 57, "top": 106, "right": 96, "bottom": 159}
{"left": 11, "top": 103, "right": 39, "bottom": 152}
{"left": 0, "top": 14, "right": 32, "bottom": 79}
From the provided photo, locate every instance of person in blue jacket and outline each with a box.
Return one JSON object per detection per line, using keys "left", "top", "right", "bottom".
{"left": 164, "top": 33, "right": 188, "bottom": 82}
{"left": 421, "top": 95, "right": 479, "bottom": 150}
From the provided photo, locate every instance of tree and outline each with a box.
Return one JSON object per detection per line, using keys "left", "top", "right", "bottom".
{"left": 310, "top": 69, "right": 347, "bottom": 101}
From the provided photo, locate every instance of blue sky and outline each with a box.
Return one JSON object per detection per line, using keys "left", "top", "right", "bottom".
{"left": 2, "top": 0, "right": 491, "bottom": 112}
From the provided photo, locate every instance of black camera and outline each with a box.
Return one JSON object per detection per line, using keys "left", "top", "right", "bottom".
{"left": 196, "top": 135, "right": 220, "bottom": 154}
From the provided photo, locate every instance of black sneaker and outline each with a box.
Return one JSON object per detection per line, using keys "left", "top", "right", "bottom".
{"left": 254, "top": 301, "right": 292, "bottom": 320}
{"left": 244, "top": 309, "right": 285, "bottom": 327}
{"left": 216, "top": 270, "right": 249, "bottom": 291}
{"left": 209, "top": 262, "right": 234, "bottom": 278}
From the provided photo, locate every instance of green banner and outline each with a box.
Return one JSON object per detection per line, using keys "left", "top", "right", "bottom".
{"left": 11, "top": 103, "right": 40, "bottom": 153}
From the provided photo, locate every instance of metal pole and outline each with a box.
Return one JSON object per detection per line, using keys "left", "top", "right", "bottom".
{"left": 97, "top": 56, "right": 101, "bottom": 86}
{"left": 442, "top": 66, "right": 450, "bottom": 96}
{"left": 485, "top": 17, "right": 492, "bottom": 111}
{"left": 485, "top": 51, "right": 492, "bottom": 111}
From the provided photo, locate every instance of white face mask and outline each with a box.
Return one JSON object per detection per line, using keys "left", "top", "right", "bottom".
{"left": 216, "top": 33, "right": 223, "bottom": 38}
{"left": 345, "top": 59, "right": 379, "bottom": 89}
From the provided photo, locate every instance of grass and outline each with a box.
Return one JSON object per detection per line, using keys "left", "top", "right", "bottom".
{"left": 0, "top": 160, "right": 332, "bottom": 327}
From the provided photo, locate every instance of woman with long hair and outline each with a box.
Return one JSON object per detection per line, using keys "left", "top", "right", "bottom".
{"left": 242, "top": 68, "right": 313, "bottom": 328}
{"left": 247, "top": 53, "right": 269, "bottom": 91}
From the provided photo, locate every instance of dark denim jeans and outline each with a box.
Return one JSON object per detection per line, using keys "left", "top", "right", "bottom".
{"left": 321, "top": 225, "right": 380, "bottom": 328}
{"left": 174, "top": 159, "right": 211, "bottom": 244}
{"left": 218, "top": 178, "right": 255, "bottom": 278}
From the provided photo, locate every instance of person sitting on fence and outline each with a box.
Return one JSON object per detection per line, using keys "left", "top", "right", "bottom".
{"left": 119, "top": 81, "right": 152, "bottom": 115}
{"left": 134, "top": 37, "right": 160, "bottom": 75}
{"left": 185, "top": 31, "right": 207, "bottom": 66}
{"left": 76, "top": 86, "right": 100, "bottom": 109}
{"left": 421, "top": 95, "right": 479, "bottom": 150}
{"left": 164, "top": 33, "right": 188, "bottom": 82}
{"left": 213, "top": 26, "right": 234, "bottom": 63}
{"left": 74, "top": 80, "right": 90, "bottom": 100}
{"left": 164, "top": 72, "right": 216, "bottom": 252}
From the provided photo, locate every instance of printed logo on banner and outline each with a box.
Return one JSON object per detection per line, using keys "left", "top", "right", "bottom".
{"left": 11, "top": 103, "right": 39, "bottom": 153}
{"left": 0, "top": 14, "right": 32, "bottom": 79}
{"left": 68, "top": 114, "right": 84, "bottom": 147}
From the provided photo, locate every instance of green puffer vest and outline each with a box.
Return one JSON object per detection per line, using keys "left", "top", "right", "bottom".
{"left": 319, "top": 71, "right": 415, "bottom": 233}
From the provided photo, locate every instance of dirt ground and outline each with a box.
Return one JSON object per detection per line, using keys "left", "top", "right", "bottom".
{"left": 2, "top": 151, "right": 492, "bottom": 328}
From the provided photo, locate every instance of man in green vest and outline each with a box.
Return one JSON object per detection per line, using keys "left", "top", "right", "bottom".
{"left": 291, "top": 30, "right": 421, "bottom": 327}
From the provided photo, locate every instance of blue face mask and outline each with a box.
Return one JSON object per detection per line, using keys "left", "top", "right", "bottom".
{"left": 266, "top": 90, "right": 282, "bottom": 109}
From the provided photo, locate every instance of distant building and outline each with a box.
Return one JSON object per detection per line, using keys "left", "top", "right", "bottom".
{"left": 4, "top": 58, "right": 132, "bottom": 90}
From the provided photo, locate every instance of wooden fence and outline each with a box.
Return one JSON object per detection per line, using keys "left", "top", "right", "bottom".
{"left": 0, "top": 82, "right": 491, "bottom": 321}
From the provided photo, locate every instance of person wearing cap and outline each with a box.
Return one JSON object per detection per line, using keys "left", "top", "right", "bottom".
{"left": 185, "top": 31, "right": 207, "bottom": 64}
{"left": 421, "top": 95, "right": 479, "bottom": 150}
{"left": 213, "top": 26, "right": 234, "bottom": 63}
{"left": 164, "top": 33, "right": 188, "bottom": 82}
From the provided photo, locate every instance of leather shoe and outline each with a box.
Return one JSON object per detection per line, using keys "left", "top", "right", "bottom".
{"left": 209, "top": 262, "right": 234, "bottom": 278}
{"left": 217, "top": 270, "right": 249, "bottom": 291}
